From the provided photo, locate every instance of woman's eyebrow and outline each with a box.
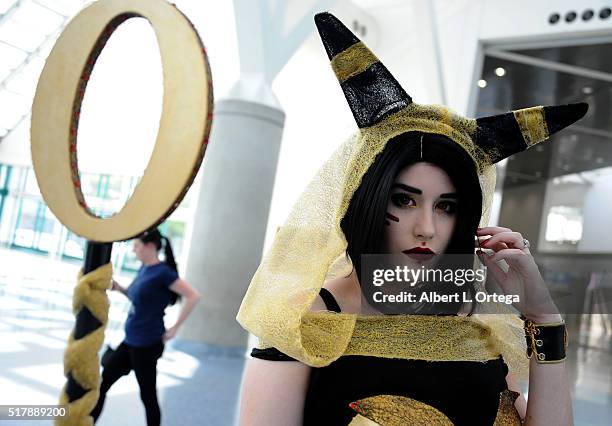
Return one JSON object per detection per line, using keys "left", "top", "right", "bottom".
{"left": 391, "top": 183, "right": 421, "bottom": 194}
{"left": 392, "top": 183, "right": 457, "bottom": 199}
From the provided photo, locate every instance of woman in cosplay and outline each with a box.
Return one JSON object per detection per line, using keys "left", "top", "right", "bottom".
{"left": 237, "top": 12, "right": 586, "bottom": 426}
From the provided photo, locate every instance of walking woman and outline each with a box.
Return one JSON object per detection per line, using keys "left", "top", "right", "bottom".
{"left": 91, "top": 228, "right": 201, "bottom": 425}
{"left": 237, "top": 13, "right": 586, "bottom": 425}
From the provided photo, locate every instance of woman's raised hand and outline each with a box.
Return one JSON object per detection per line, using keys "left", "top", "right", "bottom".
{"left": 475, "top": 226, "right": 560, "bottom": 322}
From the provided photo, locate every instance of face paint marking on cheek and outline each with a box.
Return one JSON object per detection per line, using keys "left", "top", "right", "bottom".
{"left": 386, "top": 212, "right": 400, "bottom": 223}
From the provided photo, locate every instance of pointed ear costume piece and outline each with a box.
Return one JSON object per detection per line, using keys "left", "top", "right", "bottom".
{"left": 314, "top": 12, "right": 588, "bottom": 166}
{"left": 475, "top": 103, "right": 588, "bottom": 164}
{"left": 237, "top": 12, "right": 589, "bottom": 382}
{"left": 314, "top": 13, "right": 411, "bottom": 128}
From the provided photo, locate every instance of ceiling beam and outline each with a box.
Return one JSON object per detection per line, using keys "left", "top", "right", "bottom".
{"left": 0, "top": 0, "right": 23, "bottom": 27}
{"left": 570, "top": 124, "right": 612, "bottom": 140}
{"left": 0, "top": 38, "right": 29, "bottom": 53}
{"left": 487, "top": 34, "right": 612, "bottom": 52}
{"left": 485, "top": 47, "right": 612, "bottom": 84}
{"left": 0, "top": 25, "right": 63, "bottom": 91}
{"left": 31, "top": 0, "right": 68, "bottom": 18}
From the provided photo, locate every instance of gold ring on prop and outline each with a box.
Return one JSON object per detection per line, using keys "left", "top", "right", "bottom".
{"left": 31, "top": 0, "right": 213, "bottom": 242}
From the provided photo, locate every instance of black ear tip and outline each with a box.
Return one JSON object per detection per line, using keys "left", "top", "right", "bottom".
{"left": 560, "top": 102, "right": 589, "bottom": 120}
{"left": 544, "top": 102, "right": 589, "bottom": 134}
{"left": 314, "top": 12, "right": 333, "bottom": 26}
{"left": 574, "top": 102, "right": 589, "bottom": 118}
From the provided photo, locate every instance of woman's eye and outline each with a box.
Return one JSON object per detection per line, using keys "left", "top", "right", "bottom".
{"left": 391, "top": 193, "right": 415, "bottom": 208}
{"left": 437, "top": 200, "right": 457, "bottom": 215}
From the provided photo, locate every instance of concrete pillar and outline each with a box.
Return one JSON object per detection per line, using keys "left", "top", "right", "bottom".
{"left": 180, "top": 97, "right": 284, "bottom": 347}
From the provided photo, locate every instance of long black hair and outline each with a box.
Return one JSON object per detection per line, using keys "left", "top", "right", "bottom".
{"left": 340, "top": 131, "right": 482, "bottom": 315}
{"left": 139, "top": 228, "right": 181, "bottom": 306}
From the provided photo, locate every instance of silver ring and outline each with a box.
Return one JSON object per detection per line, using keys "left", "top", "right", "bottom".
{"left": 523, "top": 238, "right": 530, "bottom": 249}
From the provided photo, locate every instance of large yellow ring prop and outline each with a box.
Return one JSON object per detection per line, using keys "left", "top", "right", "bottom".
{"left": 31, "top": 0, "right": 213, "bottom": 242}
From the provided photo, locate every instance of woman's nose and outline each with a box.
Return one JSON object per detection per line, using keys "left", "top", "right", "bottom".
{"left": 413, "top": 208, "right": 435, "bottom": 240}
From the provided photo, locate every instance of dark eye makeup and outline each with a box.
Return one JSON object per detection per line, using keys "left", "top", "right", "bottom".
{"left": 390, "top": 192, "right": 458, "bottom": 215}
{"left": 390, "top": 193, "right": 415, "bottom": 208}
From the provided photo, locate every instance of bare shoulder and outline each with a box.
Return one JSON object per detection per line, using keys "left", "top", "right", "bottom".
{"left": 240, "top": 357, "right": 310, "bottom": 424}
{"left": 309, "top": 270, "right": 361, "bottom": 313}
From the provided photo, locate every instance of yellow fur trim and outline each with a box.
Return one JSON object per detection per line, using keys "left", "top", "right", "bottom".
{"left": 513, "top": 106, "right": 549, "bottom": 147}
{"left": 331, "top": 42, "right": 379, "bottom": 83}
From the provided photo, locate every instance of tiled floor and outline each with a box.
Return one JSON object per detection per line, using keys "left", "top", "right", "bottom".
{"left": 0, "top": 247, "right": 611, "bottom": 425}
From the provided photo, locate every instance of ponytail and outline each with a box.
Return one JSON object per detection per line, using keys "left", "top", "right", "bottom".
{"left": 162, "top": 236, "right": 178, "bottom": 274}
{"left": 162, "top": 236, "right": 181, "bottom": 306}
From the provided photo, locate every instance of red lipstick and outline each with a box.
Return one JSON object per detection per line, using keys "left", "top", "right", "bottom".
{"left": 402, "top": 247, "right": 435, "bottom": 261}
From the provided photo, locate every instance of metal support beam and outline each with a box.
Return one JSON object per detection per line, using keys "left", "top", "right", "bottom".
{"left": 0, "top": 26, "right": 63, "bottom": 91}
{"left": 0, "top": 26, "right": 65, "bottom": 141}
{"left": 0, "top": 38, "right": 29, "bottom": 53}
{"left": 0, "top": 0, "right": 23, "bottom": 28}
{"left": 31, "top": 0, "right": 68, "bottom": 18}
{"left": 233, "top": 0, "right": 337, "bottom": 84}
{"left": 485, "top": 48, "right": 612, "bottom": 84}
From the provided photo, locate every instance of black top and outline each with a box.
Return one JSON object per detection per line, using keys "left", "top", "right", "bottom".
{"left": 250, "top": 288, "right": 510, "bottom": 425}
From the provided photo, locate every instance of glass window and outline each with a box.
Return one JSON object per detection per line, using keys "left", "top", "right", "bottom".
{"left": 81, "top": 172, "right": 102, "bottom": 197}
{"left": 0, "top": 164, "right": 7, "bottom": 187}
{"left": 120, "top": 241, "right": 141, "bottom": 272}
{"left": 545, "top": 206, "right": 583, "bottom": 243}
{"left": 24, "top": 168, "right": 41, "bottom": 195}
{"left": 13, "top": 198, "right": 38, "bottom": 248}
{"left": 37, "top": 206, "right": 59, "bottom": 252}
{"left": 107, "top": 175, "right": 124, "bottom": 200}
{"left": 8, "top": 166, "right": 25, "bottom": 192}
{"left": 63, "top": 231, "right": 85, "bottom": 259}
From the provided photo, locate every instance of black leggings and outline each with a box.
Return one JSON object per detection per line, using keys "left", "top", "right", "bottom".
{"left": 91, "top": 340, "right": 164, "bottom": 426}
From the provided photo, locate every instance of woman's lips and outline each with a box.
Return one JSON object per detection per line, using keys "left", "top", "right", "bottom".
{"left": 402, "top": 247, "right": 435, "bottom": 261}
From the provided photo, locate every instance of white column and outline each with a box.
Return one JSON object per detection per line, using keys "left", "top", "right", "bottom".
{"left": 180, "top": 96, "right": 284, "bottom": 346}
{"left": 179, "top": 0, "right": 335, "bottom": 347}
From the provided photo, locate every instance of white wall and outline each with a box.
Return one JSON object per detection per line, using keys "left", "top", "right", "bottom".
{"left": 579, "top": 170, "right": 612, "bottom": 252}
{"left": 538, "top": 169, "right": 612, "bottom": 253}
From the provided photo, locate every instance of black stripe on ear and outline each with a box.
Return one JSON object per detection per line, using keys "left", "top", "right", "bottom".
{"left": 315, "top": 13, "right": 360, "bottom": 59}
{"left": 475, "top": 112, "right": 527, "bottom": 164}
{"left": 340, "top": 62, "right": 411, "bottom": 128}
